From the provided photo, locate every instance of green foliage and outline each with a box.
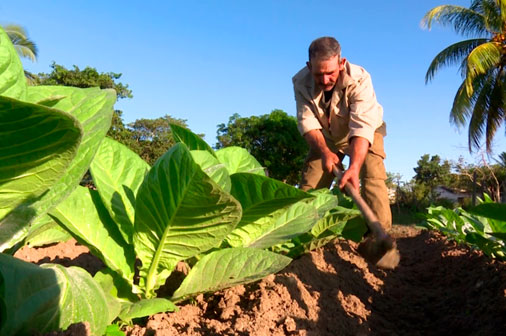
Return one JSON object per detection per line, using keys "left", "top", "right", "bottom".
{"left": 90, "top": 138, "right": 150, "bottom": 244}
{"left": 118, "top": 298, "right": 176, "bottom": 323}
{"left": 273, "top": 189, "right": 368, "bottom": 258}
{"left": 414, "top": 154, "right": 452, "bottom": 186}
{"left": 117, "top": 114, "right": 193, "bottom": 165}
{"left": 422, "top": 0, "right": 506, "bottom": 152}
{"left": 35, "top": 62, "right": 132, "bottom": 99}
{"left": 23, "top": 215, "right": 72, "bottom": 248}
{"left": 0, "top": 254, "right": 111, "bottom": 336}
{"left": 411, "top": 154, "right": 453, "bottom": 205}
{"left": 47, "top": 125, "right": 366, "bottom": 327}
{"left": 423, "top": 196, "right": 506, "bottom": 259}
{"left": 172, "top": 248, "right": 291, "bottom": 302}
{"left": 133, "top": 143, "right": 242, "bottom": 296}
{"left": 216, "top": 110, "right": 308, "bottom": 184}
{"left": 50, "top": 186, "right": 136, "bottom": 282}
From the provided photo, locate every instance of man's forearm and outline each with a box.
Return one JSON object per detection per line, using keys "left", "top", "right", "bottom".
{"left": 348, "top": 136, "right": 369, "bottom": 174}
{"left": 304, "top": 129, "right": 332, "bottom": 155}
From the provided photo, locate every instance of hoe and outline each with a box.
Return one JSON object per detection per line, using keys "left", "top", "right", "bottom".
{"left": 333, "top": 166, "right": 400, "bottom": 269}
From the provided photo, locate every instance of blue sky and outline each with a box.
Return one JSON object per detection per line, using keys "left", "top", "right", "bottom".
{"left": 1, "top": 0, "right": 504, "bottom": 181}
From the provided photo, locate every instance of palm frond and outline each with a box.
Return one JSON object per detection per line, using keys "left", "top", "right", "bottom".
{"left": 500, "top": 0, "right": 506, "bottom": 27}
{"left": 467, "top": 67, "right": 504, "bottom": 151}
{"left": 425, "top": 38, "right": 487, "bottom": 82}
{"left": 474, "top": 0, "right": 503, "bottom": 32}
{"left": 1, "top": 23, "right": 38, "bottom": 62}
{"left": 464, "top": 41, "right": 502, "bottom": 94}
{"left": 495, "top": 151, "right": 506, "bottom": 166}
{"left": 467, "top": 73, "right": 494, "bottom": 150}
{"left": 422, "top": 5, "right": 490, "bottom": 37}
{"left": 450, "top": 80, "right": 474, "bottom": 126}
{"left": 484, "top": 70, "right": 505, "bottom": 151}
{"left": 24, "top": 70, "right": 39, "bottom": 86}
{"left": 13, "top": 44, "right": 37, "bottom": 62}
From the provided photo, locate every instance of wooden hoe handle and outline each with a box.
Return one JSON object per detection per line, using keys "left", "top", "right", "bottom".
{"left": 332, "top": 166, "right": 387, "bottom": 238}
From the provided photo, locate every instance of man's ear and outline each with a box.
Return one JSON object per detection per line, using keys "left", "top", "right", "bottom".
{"left": 306, "top": 61, "right": 312, "bottom": 71}
{"left": 339, "top": 57, "right": 346, "bottom": 70}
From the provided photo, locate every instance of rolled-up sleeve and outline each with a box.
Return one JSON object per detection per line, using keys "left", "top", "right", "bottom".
{"left": 347, "top": 75, "right": 383, "bottom": 145}
{"left": 294, "top": 87, "right": 321, "bottom": 136}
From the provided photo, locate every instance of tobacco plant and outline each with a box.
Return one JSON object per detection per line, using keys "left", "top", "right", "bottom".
{"left": 423, "top": 194, "right": 506, "bottom": 259}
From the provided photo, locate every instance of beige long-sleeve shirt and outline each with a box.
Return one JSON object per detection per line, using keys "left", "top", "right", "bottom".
{"left": 293, "top": 60, "right": 385, "bottom": 149}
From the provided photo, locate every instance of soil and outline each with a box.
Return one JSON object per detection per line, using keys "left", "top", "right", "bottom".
{"left": 15, "top": 225, "right": 506, "bottom": 336}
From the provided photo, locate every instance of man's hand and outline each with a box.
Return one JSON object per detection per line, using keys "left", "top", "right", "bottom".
{"left": 338, "top": 137, "right": 369, "bottom": 192}
{"left": 304, "top": 130, "right": 340, "bottom": 173}
{"left": 338, "top": 165, "right": 360, "bottom": 191}
{"left": 321, "top": 148, "right": 340, "bottom": 174}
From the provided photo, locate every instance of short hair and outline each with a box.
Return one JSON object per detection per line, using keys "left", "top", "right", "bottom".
{"left": 308, "top": 37, "right": 341, "bottom": 61}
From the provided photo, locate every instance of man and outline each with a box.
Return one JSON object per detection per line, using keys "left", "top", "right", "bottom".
{"left": 293, "top": 36, "right": 391, "bottom": 230}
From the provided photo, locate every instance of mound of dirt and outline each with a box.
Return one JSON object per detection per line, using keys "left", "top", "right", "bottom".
{"left": 15, "top": 225, "right": 506, "bottom": 335}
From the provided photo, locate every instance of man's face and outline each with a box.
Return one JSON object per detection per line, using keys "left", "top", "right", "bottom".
{"left": 307, "top": 55, "right": 345, "bottom": 92}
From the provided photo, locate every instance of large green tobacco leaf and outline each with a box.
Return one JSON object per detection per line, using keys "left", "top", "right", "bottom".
{"left": 0, "top": 254, "right": 110, "bottom": 336}
{"left": 230, "top": 173, "right": 313, "bottom": 226}
{"left": 190, "top": 150, "right": 231, "bottom": 192}
{"left": 90, "top": 137, "right": 150, "bottom": 244}
{"left": 226, "top": 202, "right": 318, "bottom": 249}
{"left": 468, "top": 203, "right": 506, "bottom": 222}
{"left": 133, "top": 143, "right": 242, "bottom": 297}
{"left": 215, "top": 147, "right": 265, "bottom": 175}
{"left": 0, "top": 96, "right": 82, "bottom": 250}
{"left": 6, "top": 86, "right": 116, "bottom": 246}
{"left": 172, "top": 247, "right": 291, "bottom": 302}
{"left": 50, "top": 186, "right": 135, "bottom": 282}
{"left": 24, "top": 215, "right": 72, "bottom": 248}
{"left": 169, "top": 122, "right": 215, "bottom": 155}
{"left": 0, "top": 27, "right": 26, "bottom": 100}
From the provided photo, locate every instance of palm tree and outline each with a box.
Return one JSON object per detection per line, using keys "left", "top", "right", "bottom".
{"left": 1, "top": 24, "right": 39, "bottom": 84}
{"left": 422, "top": 0, "right": 506, "bottom": 153}
{"left": 2, "top": 24, "right": 38, "bottom": 62}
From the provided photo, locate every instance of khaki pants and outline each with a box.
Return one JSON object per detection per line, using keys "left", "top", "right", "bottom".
{"left": 300, "top": 132, "right": 392, "bottom": 230}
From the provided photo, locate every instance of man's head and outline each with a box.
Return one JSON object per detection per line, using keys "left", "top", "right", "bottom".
{"left": 306, "top": 37, "right": 346, "bottom": 92}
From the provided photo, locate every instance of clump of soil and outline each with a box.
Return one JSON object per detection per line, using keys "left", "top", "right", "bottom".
{"left": 15, "top": 225, "right": 506, "bottom": 335}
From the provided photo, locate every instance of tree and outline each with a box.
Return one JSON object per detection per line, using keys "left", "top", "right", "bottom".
{"left": 127, "top": 115, "right": 190, "bottom": 165}
{"left": 454, "top": 153, "right": 506, "bottom": 202}
{"left": 36, "top": 63, "right": 132, "bottom": 99}
{"left": 216, "top": 110, "right": 308, "bottom": 185}
{"left": 413, "top": 154, "right": 452, "bottom": 202}
{"left": 422, "top": 0, "right": 506, "bottom": 152}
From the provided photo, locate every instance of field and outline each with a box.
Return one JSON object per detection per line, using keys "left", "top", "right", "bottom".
{"left": 15, "top": 224, "right": 506, "bottom": 336}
